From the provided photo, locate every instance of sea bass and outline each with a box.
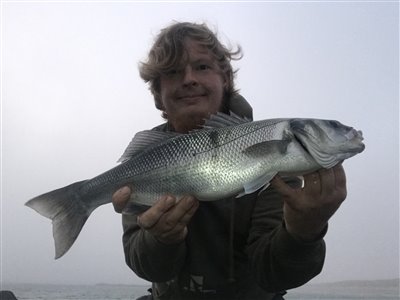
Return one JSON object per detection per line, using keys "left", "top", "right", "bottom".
{"left": 26, "top": 113, "right": 365, "bottom": 259}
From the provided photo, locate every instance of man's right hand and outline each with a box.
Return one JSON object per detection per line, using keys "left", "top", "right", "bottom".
{"left": 112, "top": 187, "right": 199, "bottom": 245}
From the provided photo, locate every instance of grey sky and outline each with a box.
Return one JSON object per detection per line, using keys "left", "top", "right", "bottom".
{"left": 2, "top": 1, "right": 399, "bottom": 287}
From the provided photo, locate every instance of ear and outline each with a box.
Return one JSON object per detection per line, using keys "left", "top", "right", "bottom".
{"left": 155, "top": 95, "right": 165, "bottom": 110}
{"left": 222, "top": 71, "right": 230, "bottom": 90}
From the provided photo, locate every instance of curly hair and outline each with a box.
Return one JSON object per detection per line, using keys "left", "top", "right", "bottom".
{"left": 139, "top": 22, "right": 242, "bottom": 113}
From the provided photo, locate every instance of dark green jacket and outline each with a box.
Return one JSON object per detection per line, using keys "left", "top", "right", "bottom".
{"left": 121, "top": 96, "right": 326, "bottom": 300}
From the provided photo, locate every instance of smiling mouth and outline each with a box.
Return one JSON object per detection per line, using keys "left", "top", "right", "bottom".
{"left": 178, "top": 95, "right": 206, "bottom": 102}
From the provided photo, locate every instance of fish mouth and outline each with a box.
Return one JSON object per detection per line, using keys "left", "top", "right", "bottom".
{"left": 345, "top": 128, "right": 365, "bottom": 152}
{"left": 345, "top": 128, "right": 364, "bottom": 141}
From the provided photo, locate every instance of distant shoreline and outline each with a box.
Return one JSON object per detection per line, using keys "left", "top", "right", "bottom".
{"left": 3, "top": 278, "right": 398, "bottom": 287}
{"left": 310, "top": 278, "right": 399, "bottom": 286}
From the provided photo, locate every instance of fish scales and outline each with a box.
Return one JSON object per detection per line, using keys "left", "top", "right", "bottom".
{"left": 130, "top": 119, "right": 292, "bottom": 203}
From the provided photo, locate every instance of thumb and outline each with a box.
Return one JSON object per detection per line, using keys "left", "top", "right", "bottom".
{"left": 112, "top": 186, "right": 132, "bottom": 213}
{"left": 270, "top": 176, "right": 299, "bottom": 208}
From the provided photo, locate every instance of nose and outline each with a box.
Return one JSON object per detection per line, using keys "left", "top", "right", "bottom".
{"left": 182, "top": 66, "right": 198, "bottom": 87}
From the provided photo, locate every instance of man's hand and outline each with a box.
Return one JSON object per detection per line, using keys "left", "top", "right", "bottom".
{"left": 271, "top": 163, "right": 347, "bottom": 241}
{"left": 138, "top": 194, "right": 199, "bottom": 244}
{"left": 112, "top": 187, "right": 199, "bottom": 245}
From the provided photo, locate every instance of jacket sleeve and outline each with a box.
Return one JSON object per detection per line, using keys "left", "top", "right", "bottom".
{"left": 246, "top": 177, "right": 326, "bottom": 292}
{"left": 122, "top": 211, "right": 187, "bottom": 282}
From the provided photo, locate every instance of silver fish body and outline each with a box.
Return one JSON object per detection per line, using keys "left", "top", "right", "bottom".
{"left": 26, "top": 113, "right": 365, "bottom": 258}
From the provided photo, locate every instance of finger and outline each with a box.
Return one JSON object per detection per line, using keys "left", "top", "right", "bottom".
{"left": 319, "top": 168, "right": 335, "bottom": 199}
{"left": 333, "top": 163, "right": 346, "bottom": 188}
{"left": 174, "top": 196, "right": 199, "bottom": 226}
{"left": 303, "top": 172, "right": 322, "bottom": 196}
{"left": 152, "top": 197, "right": 199, "bottom": 244}
{"left": 271, "top": 175, "right": 303, "bottom": 211}
{"left": 139, "top": 195, "right": 176, "bottom": 229}
{"left": 271, "top": 175, "right": 295, "bottom": 197}
{"left": 161, "top": 196, "right": 198, "bottom": 230}
{"left": 112, "top": 186, "right": 132, "bottom": 213}
{"left": 333, "top": 163, "right": 347, "bottom": 200}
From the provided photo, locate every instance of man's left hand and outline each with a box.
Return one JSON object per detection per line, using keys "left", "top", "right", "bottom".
{"left": 271, "top": 163, "right": 347, "bottom": 241}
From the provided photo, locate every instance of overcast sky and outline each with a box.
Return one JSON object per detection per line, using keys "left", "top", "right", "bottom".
{"left": 1, "top": 0, "right": 399, "bottom": 289}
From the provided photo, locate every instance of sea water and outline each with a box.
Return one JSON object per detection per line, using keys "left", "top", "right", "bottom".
{"left": 2, "top": 280, "right": 399, "bottom": 300}
{"left": 1, "top": 283, "right": 150, "bottom": 300}
{"left": 285, "top": 279, "right": 400, "bottom": 300}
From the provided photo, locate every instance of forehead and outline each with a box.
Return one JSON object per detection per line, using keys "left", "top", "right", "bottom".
{"left": 181, "top": 39, "right": 215, "bottom": 62}
{"left": 184, "top": 39, "right": 210, "bottom": 54}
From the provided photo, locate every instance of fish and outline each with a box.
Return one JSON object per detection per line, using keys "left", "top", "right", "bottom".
{"left": 26, "top": 113, "right": 365, "bottom": 259}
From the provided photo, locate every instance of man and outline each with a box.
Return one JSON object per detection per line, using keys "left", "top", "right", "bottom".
{"left": 113, "top": 22, "right": 346, "bottom": 300}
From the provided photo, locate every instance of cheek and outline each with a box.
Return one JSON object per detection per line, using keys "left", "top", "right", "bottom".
{"left": 213, "top": 78, "right": 226, "bottom": 102}
{"left": 216, "top": 77, "right": 229, "bottom": 104}
{"left": 219, "top": 71, "right": 229, "bottom": 89}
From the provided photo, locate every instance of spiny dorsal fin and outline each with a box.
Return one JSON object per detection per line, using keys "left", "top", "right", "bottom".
{"left": 200, "top": 111, "right": 251, "bottom": 130}
{"left": 118, "top": 130, "right": 181, "bottom": 163}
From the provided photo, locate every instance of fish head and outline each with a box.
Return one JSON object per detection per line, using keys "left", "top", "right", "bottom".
{"left": 290, "top": 118, "right": 365, "bottom": 168}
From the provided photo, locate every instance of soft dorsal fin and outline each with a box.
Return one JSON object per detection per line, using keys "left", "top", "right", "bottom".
{"left": 118, "top": 130, "right": 181, "bottom": 163}
{"left": 200, "top": 111, "right": 251, "bottom": 130}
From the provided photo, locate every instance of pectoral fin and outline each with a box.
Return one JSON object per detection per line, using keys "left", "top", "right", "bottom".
{"left": 242, "top": 140, "right": 290, "bottom": 158}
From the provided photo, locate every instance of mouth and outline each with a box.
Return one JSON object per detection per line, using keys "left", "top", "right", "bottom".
{"left": 345, "top": 128, "right": 364, "bottom": 141}
{"left": 177, "top": 93, "right": 207, "bottom": 101}
{"left": 346, "top": 129, "right": 365, "bottom": 151}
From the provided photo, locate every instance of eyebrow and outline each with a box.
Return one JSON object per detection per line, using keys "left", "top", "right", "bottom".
{"left": 189, "top": 52, "right": 220, "bottom": 66}
{"left": 191, "top": 57, "right": 214, "bottom": 64}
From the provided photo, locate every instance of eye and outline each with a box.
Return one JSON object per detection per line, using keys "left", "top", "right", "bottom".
{"left": 197, "top": 64, "right": 211, "bottom": 71}
{"left": 166, "top": 69, "right": 177, "bottom": 75}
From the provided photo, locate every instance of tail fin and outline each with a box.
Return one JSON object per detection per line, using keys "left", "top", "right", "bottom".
{"left": 25, "top": 180, "right": 91, "bottom": 259}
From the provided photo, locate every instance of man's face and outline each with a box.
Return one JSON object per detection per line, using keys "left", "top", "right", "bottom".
{"left": 159, "top": 39, "right": 227, "bottom": 133}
